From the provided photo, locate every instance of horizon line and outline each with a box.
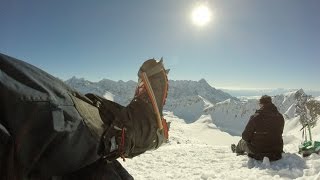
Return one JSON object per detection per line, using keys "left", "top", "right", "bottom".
{"left": 63, "top": 76, "right": 320, "bottom": 92}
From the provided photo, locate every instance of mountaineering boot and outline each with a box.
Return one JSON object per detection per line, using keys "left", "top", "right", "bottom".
{"left": 231, "top": 144, "right": 236, "bottom": 153}
{"left": 99, "top": 58, "right": 169, "bottom": 160}
{"left": 127, "top": 58, "right": 170, "bottom": 156}
{"left": 135, "top": 58, "right": 169, "bottom": 116}
{"left": 231, "top": 143, "right": 245, "bottom": 155}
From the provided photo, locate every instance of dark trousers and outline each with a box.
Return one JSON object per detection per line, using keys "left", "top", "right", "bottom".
{"left": 235, "top": 139, "right": 282, "bottom": 161}
{"left": 62, "top": 160, "right": 134, "bottom": 180}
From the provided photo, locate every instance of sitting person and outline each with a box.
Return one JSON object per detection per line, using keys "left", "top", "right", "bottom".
{"left": 231, "top": 95, "right": 284, "bottom": 161}
{"left": 0, "top": 53, "right": 169, "bottom": 180}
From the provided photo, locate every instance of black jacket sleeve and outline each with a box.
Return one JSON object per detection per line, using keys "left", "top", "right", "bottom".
{"left": 242, "top": 114, "right": 257, "bottom": 142}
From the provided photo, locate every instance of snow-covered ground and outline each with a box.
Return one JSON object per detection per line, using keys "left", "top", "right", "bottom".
{"left": 121, "top": 112, "right": 320, "bottom": 180}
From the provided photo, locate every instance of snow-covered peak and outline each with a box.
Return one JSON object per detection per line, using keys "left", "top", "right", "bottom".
{"left": 168, "top": 79, "right": 236, "bottom": 103}
{"left": 65, "top": 76, "right": 92, "bottom": 86}
{"left": 216, "top": 98, "right": 240, "bottom": 105}
{"left": 198, "top": 78, "right": 209, "bottom": 84}
{"left": 165, "top": 79, "right": 237, "bottom": 122}
{"left": 65, "top": 77, "right": 136, "bottom": 106}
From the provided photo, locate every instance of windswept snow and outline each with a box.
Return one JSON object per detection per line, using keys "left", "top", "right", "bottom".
{"left": 121, "top": 112, "right": 320, "bottom": 180}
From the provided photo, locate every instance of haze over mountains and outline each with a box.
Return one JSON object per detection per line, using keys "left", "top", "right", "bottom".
{"left": 220, "top": 88, "right": 320, "bottom": 97}
{"left": 65, "top": 77, "right": 237, "bottom": 110}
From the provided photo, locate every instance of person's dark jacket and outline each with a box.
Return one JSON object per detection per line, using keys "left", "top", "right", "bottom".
{"left": 242, "top": 103, "right": 284, "bottom": 160}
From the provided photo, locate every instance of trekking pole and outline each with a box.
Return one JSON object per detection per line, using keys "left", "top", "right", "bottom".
{"left": 141, "top": 72, "right": 163, "bottom": 130}
{"left": 307, "top": 121, "right": 312, "bottom": 142}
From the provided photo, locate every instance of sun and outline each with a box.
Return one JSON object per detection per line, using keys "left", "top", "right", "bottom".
{"left": 191, "top": 5, "right": 212, "bottom": 27}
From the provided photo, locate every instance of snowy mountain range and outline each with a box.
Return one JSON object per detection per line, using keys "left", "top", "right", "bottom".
{"left": 65, "top": 77, "right": 236, "bottom": 121}
{"left": 65, "top": 77, "right": 137, "bottom": 105}
{"left": 65, "top": 77, "right": 319, "bottom": 131}
{"left": 220, "top": 88, "right": 320, "bottom": 97}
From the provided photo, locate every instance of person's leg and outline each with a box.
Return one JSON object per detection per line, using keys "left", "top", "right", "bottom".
{"left": 0, "top": 53, "right": 103, "bottom": 178}
{"left": 98, "top": 59, "right": 170, "bottom": 160}
{"left": 112, "top": 160, "right": 134, "bottom": 180}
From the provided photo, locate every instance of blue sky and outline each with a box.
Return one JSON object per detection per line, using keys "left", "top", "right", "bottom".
{"left": 1, "top": 0, "right": 320, "bottom": 90}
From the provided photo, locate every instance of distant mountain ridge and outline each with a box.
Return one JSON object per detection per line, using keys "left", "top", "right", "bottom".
{"left": 165, "top": 79, "right": 237, "bottom": 123}
{"left": 167, "top": 79, "right": 237, "bottom": 104}
{"left": 64, "top": 77, "right": 236, "bottom": 115}
{"left": 220, "top": 88, "right": 320, "bottom": 97}
{"left": 65, "top": 76, "right": 136, "bottom": 105}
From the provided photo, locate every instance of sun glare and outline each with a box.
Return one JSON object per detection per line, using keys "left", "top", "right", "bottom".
{"left": 191, "top": 5, "right": 212, "bottom": 27}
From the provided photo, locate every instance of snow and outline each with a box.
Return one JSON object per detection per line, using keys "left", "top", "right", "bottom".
{"left": 199, "top": 96, "right": 214, "bottom": 109}
{"left": 237, "top": 96, "right": 261, "bottom": 101}
{"left": 205, "top": 98, "right": 259, "bottom": 136}
{"left": 103, "top": 91, "right": 115, "bottom": 101}
{"left": 167, "top": 95, "right": 208, "bottom": 123}
{"left": 121, "top": 112, "right": 320, "bottom": 180}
